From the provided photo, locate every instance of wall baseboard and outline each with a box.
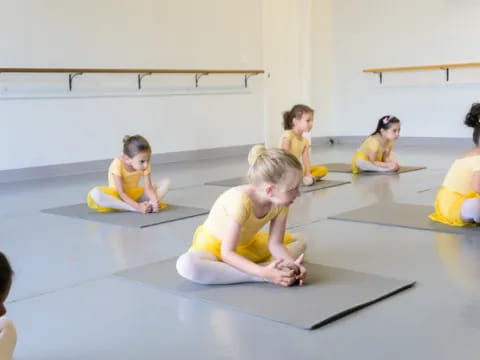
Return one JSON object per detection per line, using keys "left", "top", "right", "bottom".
{"left": 0, "top": 136, "right": 470, "bottom": 183}
{"left": 0, "top": 144, "right": 255, "bottom": 184}
{"left": 313, "top": 136, "right": 470, "bottom": 147}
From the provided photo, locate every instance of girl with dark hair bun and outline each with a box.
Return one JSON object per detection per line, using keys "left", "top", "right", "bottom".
{"left": 430, "top": 103, "right": 480, "bottom": 226}
{"left": 351, "top": 115, "right": 401, "bottom": 174}
{"left": 87, "top": 135, "right": 171, "bottom": 213}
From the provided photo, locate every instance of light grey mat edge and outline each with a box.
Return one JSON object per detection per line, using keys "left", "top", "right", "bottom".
{"left": 205, "top": 177, "right": 351, "bottom": 192}
{"left": 116, "top": 258, "right": 416, "bottom": 330}
{"left": 41, "top": 203, "right": 209, "bottom": 228}
{"left": 328, "top": 202, "right": 479, "bottom": 235}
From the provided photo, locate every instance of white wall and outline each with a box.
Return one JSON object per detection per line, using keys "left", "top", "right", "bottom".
{"left": 311, "top": 0, "right": 334, "bottom": 137}
{"left": 262, "top": 0, "right": 313, "bottom": 147}
{"left": 0, "top": 0, "right": 264, "bottom": 170}
{"left": 325, "top": 0, "right": 480, "bottom": 139}
{"left": 6, "top": 0, "right": 475, "bottom": 172}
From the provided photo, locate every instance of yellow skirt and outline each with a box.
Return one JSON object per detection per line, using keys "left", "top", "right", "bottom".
{"left": 429, "top": 186, "right": 480, "bottom": 226}
{"left": 189, "top": 226, "right": 293, "bottom": 263}
{"left": 87, "top": 186, "right": 167, "bottom": 213}
{"left": 310, "top": 165, "right": 328, "bottom": 179}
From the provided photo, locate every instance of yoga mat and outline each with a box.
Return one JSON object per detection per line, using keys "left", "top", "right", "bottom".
{"left": 116, "top": 258, "right": 415, "bottom": 330}
{"left": 41, "top": 203, "right": 209, "bottom": 228}
{"left": 329, "top": 202, "right": 479, "bottom": 235}
{"left": 320, "top": 163, "right": 426, "bottom": 174}
{"left": 205, "top": 177, "right": 350, "bottom": 192}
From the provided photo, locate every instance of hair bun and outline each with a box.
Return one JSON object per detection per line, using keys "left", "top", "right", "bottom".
{"left": 465, "top": 103, "right": 480, "bottom": 127}
{"left": 122, "top": 135, "right": 131, "bottom": 144}
{"left": 247, "top": 144, "right": 266, "bottom": 166}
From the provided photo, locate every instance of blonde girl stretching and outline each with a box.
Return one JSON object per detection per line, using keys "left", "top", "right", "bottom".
{"left": 176, "top": 146, "right": 307, "bottom": 286}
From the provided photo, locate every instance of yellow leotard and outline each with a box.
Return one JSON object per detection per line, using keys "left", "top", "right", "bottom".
{"left": 429, "top": 155, "right": 480, "bottom": 226}
{"left": 352, "top": 136, "right": 393, "bottom": 174}
{"left": 190, "top": 187, "right": 292, "bottom": 262}
{"left": 280, "top": 130, "right": 328, "bottom": 178}
{"left": 87, "top": 158, "right": 166, "bottom": 212}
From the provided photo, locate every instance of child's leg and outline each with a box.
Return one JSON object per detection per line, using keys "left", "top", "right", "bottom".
{"left": 460, "top": 198, "right": 480, "bottom": 223}
{"left": 140, "top": 178, "right": 171, "bottom": 203}
{"left": 155, "top": 178, "right": 171, "bottom": 201}
{"left": 176, "top": 250, "right": 264, "bottom": 285}
{"left": 285, "top": 233, "right": 307, "bottom": 259}
{"left": 88, "top": 187, "right": 138, "bottom": 212}
{"left": 355, "top": 158, "right": 392, "bottom": 172}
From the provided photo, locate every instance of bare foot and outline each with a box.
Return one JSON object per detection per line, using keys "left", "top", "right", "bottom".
{"left": 303, "top": 176, "right": 315, "bottom": 186}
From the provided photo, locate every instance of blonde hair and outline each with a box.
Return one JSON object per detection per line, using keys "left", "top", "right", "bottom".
{"left": 247, "top": 145, "right": 302, "bottom": 185}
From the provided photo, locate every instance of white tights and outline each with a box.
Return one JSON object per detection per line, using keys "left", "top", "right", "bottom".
{"left": 89, "top": 179, "right": 170, "bottom": 212}
{"left": 355, "top": 158, "right": 392, "bottom": 172}
{"left": 176, "top": 234, "right": 307, "bottom": 285}
{"left": 461, "top": 198, "right": 480, "bottom": 223}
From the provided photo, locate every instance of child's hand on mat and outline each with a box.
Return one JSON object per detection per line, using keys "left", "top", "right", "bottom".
{"left": 137, "top": 202, "right": 152, "bottom": 214}
{"left": 150, "top": 199, "right": 160, "bottom": 213}
{"left": 294, "top": 253, "right": 307, "bottom": 285}
{"left": 263, "top": 259, "right": 297, "bottom": 286}
{"left": 276, "top": 262, "right": 303, "bottom": 285}
{"left": 387, "top": 162, "right": 400, "bottom": 171}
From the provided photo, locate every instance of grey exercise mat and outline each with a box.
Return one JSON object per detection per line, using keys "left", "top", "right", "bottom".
{"left": 41, "top": 203, "right": 209, "bottom": 228}
{"left": 205, "top": 177, "right": 350, "bottom": 192}
{"left": 320, "top": 163, "right": 426, "bottom": 174}
{"left": 116, "top": 258, "right": 415, "bottom": 330}
{"left": 329, "top": 202, "right": 479, "bottom": 235}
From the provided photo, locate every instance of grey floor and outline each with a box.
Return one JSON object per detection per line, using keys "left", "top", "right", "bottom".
{"left": 2, "top": 143, "right": 480, "bottom": 360}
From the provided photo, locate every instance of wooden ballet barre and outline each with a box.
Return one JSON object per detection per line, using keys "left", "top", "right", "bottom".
{"left": 363, "top": 62, "right": 480, "bottom": 84}
{"left": 0, "top": 67, "right": 265, "bottom": 90}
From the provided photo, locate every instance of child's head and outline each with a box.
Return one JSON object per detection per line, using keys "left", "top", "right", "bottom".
{"left": 282, "top": 104, "right": 314, "bottom": 132}
{"left": 123, "top": 135, "right": 152, "bottom": 171}
{"left": 0, "top": 252, "right": 13, "bottom": 317}
{"left": 247, "top": 145, "right": 303, "bottom": 206}
{"left": 371, "top": 115, "right": 401, "bottom": 141}
{"left": 465, "top": 103, "right": 480, "bottom": 146}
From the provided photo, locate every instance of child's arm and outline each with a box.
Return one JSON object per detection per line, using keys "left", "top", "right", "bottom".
{"left": 472, "top": 170, "right": 480, "bottom": 193}
{"left": 302, "top": 146, "right": 313, "bottom": 177}
{"left": 112, "top": 175, "right": 150, "bottom": 213}
{"left": 268, "top": 215, "right": 307, "bottom": 284}
{"left": 382, "top": 146, "right": 400, "bottom": 170}
{"left": 267, "top": 215, "right": 296, "bottom": 262}
{"left": 367, "top": 150, "right": 398, "bottom": 169}
{"left": 220, "top": 217, "right": 296, "bottom": 286}
{"left": 143, "top": 174, "right": 160, "bottom": 211}
{"left": 280, "top": 137, "right": 291, "bottom": 152}
{"left": 383, "top": 145, "right": 395, "bottom": 162}
{"left": 367, "top": 151, "right": 389, "bottom": 167}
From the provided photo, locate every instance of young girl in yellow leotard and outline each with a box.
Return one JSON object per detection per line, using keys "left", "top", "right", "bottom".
{"left": 351, "top": 115, "right": 401, "bottom": 174}
{"left": 280, "top": 104, "right": 328, "bottom": 186}
{"left": 430, "top": 104, "right": 480, "bottom": 226}
{"left": 87, "top": 135, "right": 170, "bottom": 213}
